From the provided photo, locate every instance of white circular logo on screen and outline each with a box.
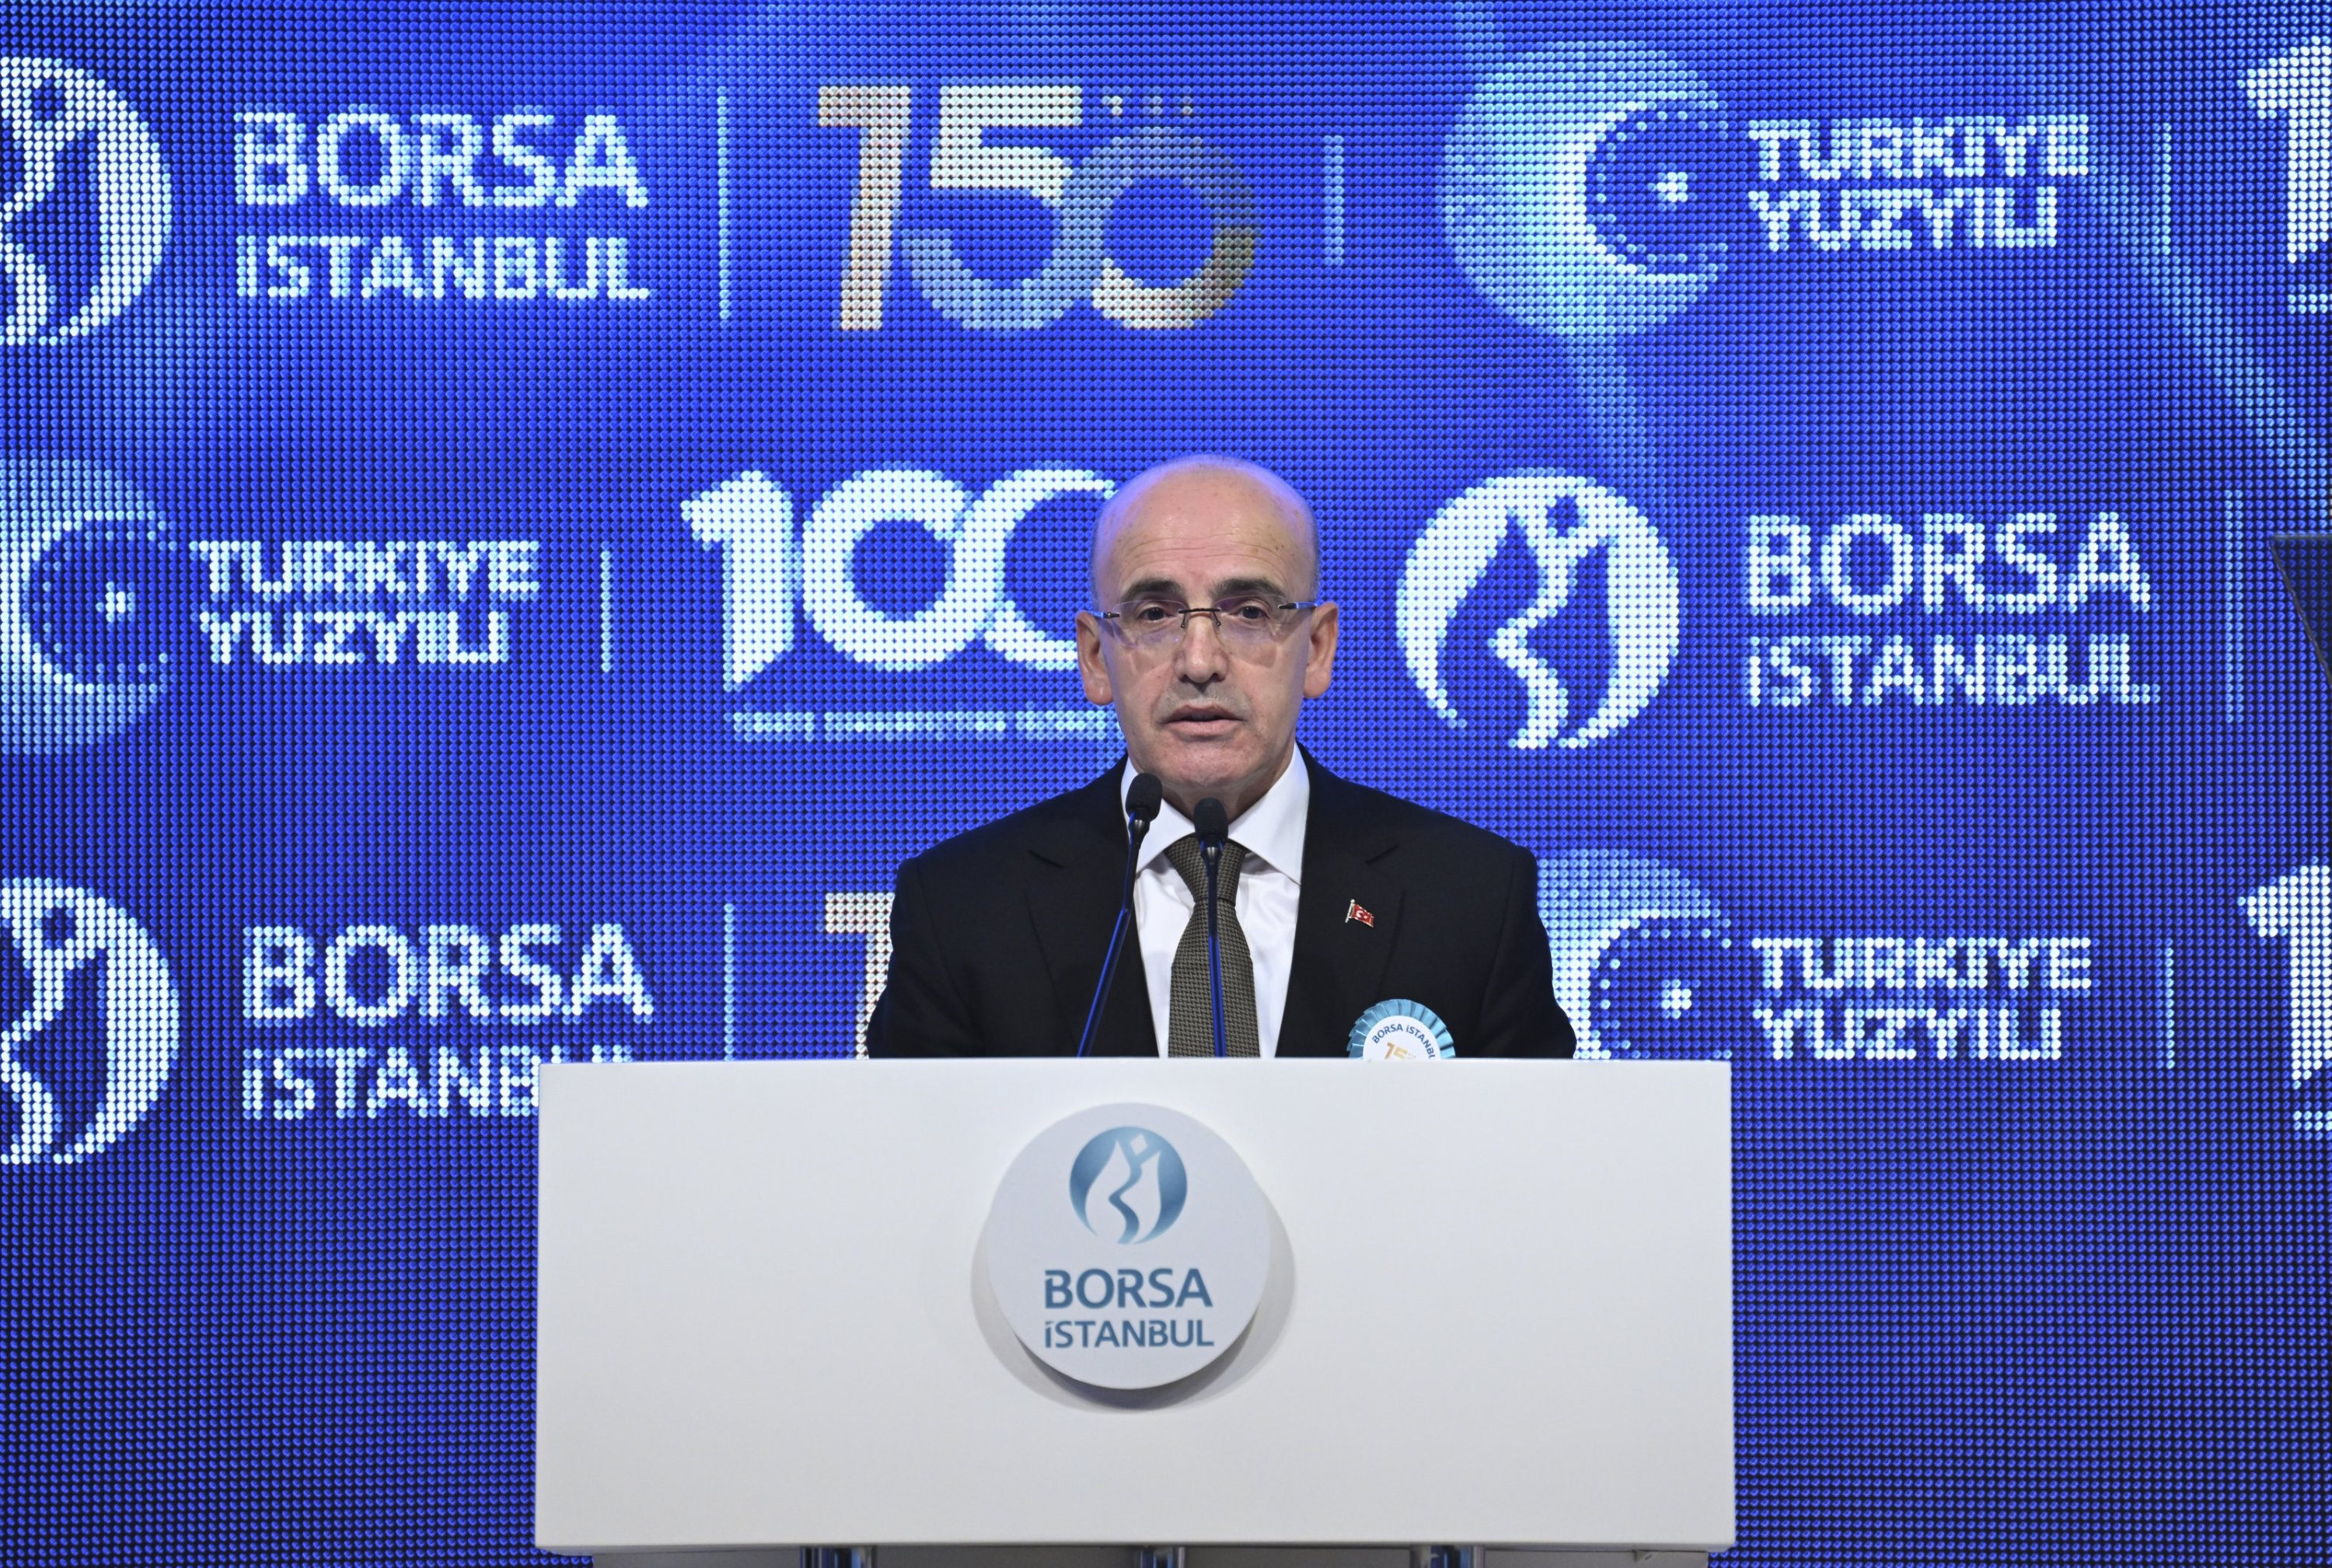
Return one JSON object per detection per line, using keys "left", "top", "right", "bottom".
{"left": 0, "top": 880, "right": 180, "bottom": 1165}
{"left": 0, "top": 58, "right": 173, "bottom": 345}
{"left": 1397, "top": 473, "right": 1681, "bottom": 751}
{"left": 985, "top": 1102, "right": 1269, "bottom": 1391}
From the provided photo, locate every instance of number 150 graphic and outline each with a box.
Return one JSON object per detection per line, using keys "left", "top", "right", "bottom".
{"left": 819, "top": 84, "right": 1259, "bottom": 333}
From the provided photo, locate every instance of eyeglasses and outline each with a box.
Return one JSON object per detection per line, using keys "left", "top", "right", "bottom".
{"left": 1095, "top": 595, "right": 1320, "bottom": 652}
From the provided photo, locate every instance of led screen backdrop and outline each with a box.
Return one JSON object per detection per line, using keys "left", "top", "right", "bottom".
{"left": 1, "top": 2, "right": 2326, "bottom": 1563}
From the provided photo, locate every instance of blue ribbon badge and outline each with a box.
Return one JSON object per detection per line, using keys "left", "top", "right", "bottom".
{"left": 1347, "top": 998, "right": 1455, "bottom": 1059}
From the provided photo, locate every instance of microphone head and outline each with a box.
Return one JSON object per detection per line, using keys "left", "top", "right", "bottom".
{"left": 1126, "top": 772, "right": 1164, "bottom": 823}
{"left": 1193, "top": 797, "right": 1229, "bottom": 842}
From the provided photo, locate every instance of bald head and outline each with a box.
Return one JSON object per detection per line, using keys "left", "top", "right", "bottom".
{"left": 1075, "top": 454, "right": 1340, "bottom": 820}
{"left": 1090, "top": 456, "right": 1319, "bottom": 605}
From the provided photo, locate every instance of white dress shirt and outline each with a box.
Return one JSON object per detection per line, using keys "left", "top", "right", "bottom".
{"left": 1122, "top": 751, "right": 1310, "bottom": 1057}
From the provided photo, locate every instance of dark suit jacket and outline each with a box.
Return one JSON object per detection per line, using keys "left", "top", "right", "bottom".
{"left": 866, "top": 753, "right": 1575, "bottom": 1059}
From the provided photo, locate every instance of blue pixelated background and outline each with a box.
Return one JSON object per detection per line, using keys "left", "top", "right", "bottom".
{"left": 0, "top": 2, "right": 2327, "bottom": 1564}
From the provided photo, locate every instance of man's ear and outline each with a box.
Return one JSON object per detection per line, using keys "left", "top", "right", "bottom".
{"left": 1076, "top": 612, "right": 1115, "bottom": 704}
{"left": 1302, "top": 602, "right": 1339, "bottom": 699}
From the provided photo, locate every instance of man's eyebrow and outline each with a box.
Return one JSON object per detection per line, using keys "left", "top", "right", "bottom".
{"left": 1115, "top": 574, "right": 1189, "bottom": 601}
{"left": 1206, "top": 574, "right": 1290, "bottom": 601}
{"left": 1109, "top": 573, "right": 1293, "bottom": 603}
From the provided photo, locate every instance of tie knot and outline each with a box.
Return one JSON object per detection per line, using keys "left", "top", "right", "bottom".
{"left": 1164, "top": 834, "right": 1248, "bottom": 903}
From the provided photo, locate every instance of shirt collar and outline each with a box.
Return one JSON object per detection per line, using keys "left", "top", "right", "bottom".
{"left": 1121, "top": 749, "right": 1311, "bottom": 885}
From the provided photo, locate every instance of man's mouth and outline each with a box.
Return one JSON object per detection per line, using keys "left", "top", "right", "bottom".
{"left": 1164, "top": 705, "right": 1241, "bottom": 736}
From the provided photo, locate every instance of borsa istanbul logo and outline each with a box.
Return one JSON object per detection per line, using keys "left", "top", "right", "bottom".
{"left": 986, "top": 1106, "right": 1269, "bottom": 1392}
{"left": 1051, "top": 1126, "right": 1211, "bottom": 1343}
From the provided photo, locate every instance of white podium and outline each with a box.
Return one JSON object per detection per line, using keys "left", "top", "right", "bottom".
{"left": 536, "top": 1060, "right": 1732, "bottom": 1568}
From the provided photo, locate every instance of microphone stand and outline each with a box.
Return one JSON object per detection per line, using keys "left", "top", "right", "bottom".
{"left": 1194, "top": 798, "right": 1230, "bottom": 1058}
{"left": 1075, "top": 774, "right": 1163, "bottom": 1058}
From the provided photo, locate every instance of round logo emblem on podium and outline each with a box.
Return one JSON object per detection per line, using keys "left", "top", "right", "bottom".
{"left": 985, "top": 1102, "right": 1269, "bottom": 1391}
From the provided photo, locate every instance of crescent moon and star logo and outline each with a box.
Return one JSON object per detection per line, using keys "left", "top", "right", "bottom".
{"left": 0, "top": 58, "right": 173, "bottom": 346}
{"left": 1536, "top": 847, "right": 1747, "bottom": 1061}
{"left": 1440, "top": 44, "right": 1747, "bottom": 340}
{"left": 0, "top": 456, "right": 195, "bottom": 755}
{"left": 0, "top": 880, "right": 182, "bottom": 1166}
{"left": 1396, "top": 473, "right": 1681, "bottom": 751}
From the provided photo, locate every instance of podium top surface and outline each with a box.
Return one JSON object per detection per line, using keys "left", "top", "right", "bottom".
{"left": 536, "top": 1059, "right": 1733, "bottom": 1554}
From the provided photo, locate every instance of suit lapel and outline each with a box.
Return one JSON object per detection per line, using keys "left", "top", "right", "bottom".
{"left": 1279, "top": 758, "right": 1403, "bottom": 1057}
{"left": 1025, "top": 765, "right": 1158, "bottom": 1057}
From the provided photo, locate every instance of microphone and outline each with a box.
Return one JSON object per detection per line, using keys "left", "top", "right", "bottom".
{"left": 1075, "top": 773, "right": 1164, "bottom": 1057}
{"left": 1193, "top": 797, "right": 1230, "bottom": 1059}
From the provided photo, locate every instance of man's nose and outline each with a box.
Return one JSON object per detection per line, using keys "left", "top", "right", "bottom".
{"left": 1174, "top": 613, "right": 1231, "bottom": 683}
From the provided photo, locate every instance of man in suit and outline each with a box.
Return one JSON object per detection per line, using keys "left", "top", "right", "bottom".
{"left": 866, "top": 456, "right": 1574, "bottom": 1060}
